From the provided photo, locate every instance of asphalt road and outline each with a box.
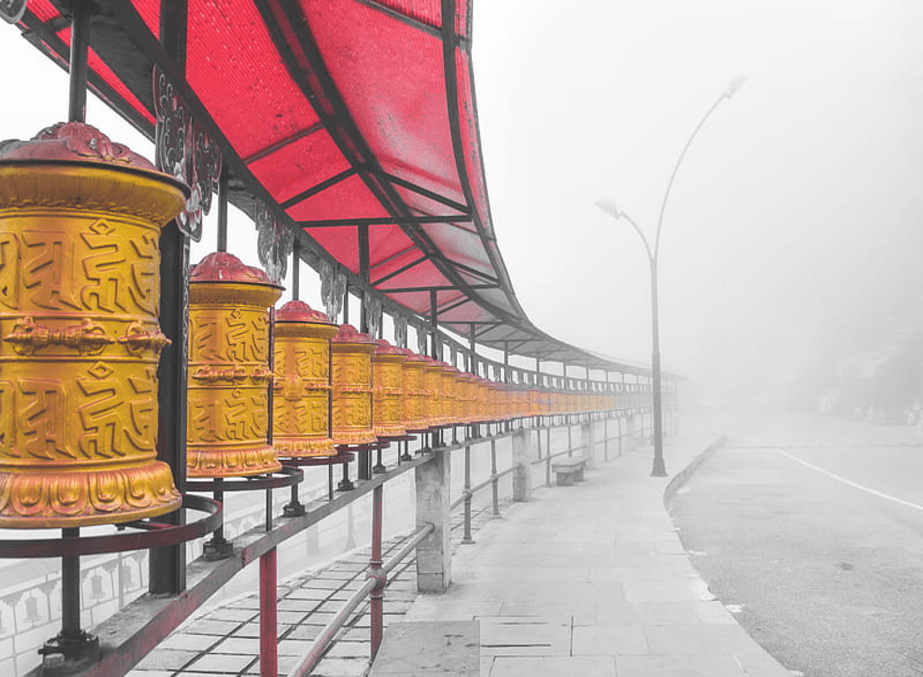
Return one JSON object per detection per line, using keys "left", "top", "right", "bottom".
{"left": 671, "top": 416, "right": 923, "bottom": 677}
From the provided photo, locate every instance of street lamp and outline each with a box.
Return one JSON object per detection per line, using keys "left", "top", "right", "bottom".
{"left": 596, "top": 75, "right": 747, "bottom": 477}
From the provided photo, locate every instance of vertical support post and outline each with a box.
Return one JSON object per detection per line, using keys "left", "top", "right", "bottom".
{"left": 581, "top": 421, "right": 596, "bottom": 470}
{"left": 626, "top": 416, "right": 638, "bottom": 454}
{"left": 512, "top": 429, "right": 532, "bottom": 502}
{"left": 429, "top": 290, "right": 440, "bottom": 360}
{"left": 216, "top": 168, "right": 228, "bottom": 252}
{"left": 370, "top": 484, "right": 385, "bottom": 659}
{"left": 462, "top": 445, "right": 474, "bottom": 544}
{"left": 415, "top": 453, "right": 451, "bottom": 592}
{"left": 41, "top": 528, "right": 100, "bottom": 669}
{"left": 490, "top": 438, "right": 499, "bottom": 516}
{"left": 151, "top": 0, "right": 189, "bottom": 597}
{"left": 567, "top": 423, "right": 573, "bottom": 457}
{"left": 617, "top": 416, "right": 623, "bottom": 457}
{"left": 358, "top": 227, "right": 371, "bottom": 481}
{"left": 292, "top": 239, "right": 300, "bottom": 301}
{"left": 545, "top": 441, "right": 551, "bottom": 487}
{"left": 60, "top": 529, "right": 82, "bottom": 638}
{"left": 603, "top": 416, "right": 609, "bottom": 462}
{"left": 259, "top": 548, "right": 278, "bottom": 677}
{"left": 67, "top": 0, "right": 91, "bottom": 123}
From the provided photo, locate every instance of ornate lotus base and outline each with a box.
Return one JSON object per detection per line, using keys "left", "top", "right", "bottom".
{"left": 374, "top": 424, "right": 407, "bottom": 439}
{"left": 0, "top": 461, "right": 181, "bottom": 529}
{"left": 333, "top": 431, "right": 379, "bottom": 447}
{"left": 274, "top": 437, "right": 337, "bottom": 459}
{"left": 187, "top": 446, "right": 282, "bottom": 478}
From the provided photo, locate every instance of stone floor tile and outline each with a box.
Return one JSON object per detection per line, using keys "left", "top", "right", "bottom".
{"left": 691, "top": 600, "right": 738, "bottom": 625}
{"left": 572, "top": 624, "right": 649, "bottom": 656}
{"left": 585, "top": 602, "right": 642, "bottom": 626}
{"left": 489, "top": 656, "right": 616, "bottom": 677}
{"left": 635, "top": 602, "right": 701, "bottom": 625}
{"left": 282, "top": 624, "right": 324, "bottom": 641}
{"left": 621, "top": 579, "right": 712, "bottom": 603}
{"left": 284, "top": 588, "right": 333, "bottom": 601}
{"left": 211, "top": 636, "right": 260, "bottom": 654}
{"left": 310, "top": 656, "right": 370, "bottom": 676}
{"left": 242, "top": 654, "right": 300, "bottom": 675}
{"left": 126, "top": 670, "right": 173, "bottom": 677}
{"left": 159, "top": 633, "right": 220, "bottom": 652}
{"left": 324, "top": 639, "right": 370, "bottom": 659}
{"left": 276, "top": 638, "right": 313, "bottom": 656}
{"left": 479, "top": 618, "right": 570, "bottom": 657}
{"left": 277, "top": 598, "right": 317, "bottom": 613}
{"left": 644, "top": 623, "right": 755, "bottom": 657}
{"left": 184, "top": 619, "right": 243, "bottom": 636}
{"left": 184, "top": 651, "right": 253, "bottom": 674}
{"left": 203, "top": 607, "right": 258, "bottom": 623}
{"left": 616, "top": 654, "right": 746, "bottom": 677}
{"left": 135, "top": 649, "right": 197, "bottom": 671}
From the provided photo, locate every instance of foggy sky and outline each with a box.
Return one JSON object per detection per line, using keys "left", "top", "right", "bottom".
{"left": 3, "top": 1, "right": 923, "bottom": 403}
{"left": 473, "top": 0, "right": 923, "bottom": 401}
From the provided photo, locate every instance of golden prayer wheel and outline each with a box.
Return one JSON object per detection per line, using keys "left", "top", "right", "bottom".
{"left": 272, "top": 300, "right": 337, "bottom": 458}
{"left": 455, "top": 373, "right": 475, "bottom": 425}
{"left": 187, "top": 252, "right": 282, "bottom": 477}
{"left": 487, "top": 381, "right": 504, "bottom": 421}
{"left": 372, "top": 340, "right": 407, "bottom": 439}
{"left": 421, "top": 357, "right": 444, "bottom": 429}
{"left": 401, "top": 350, "right": 429, "bottom": 433}
{"left": 439, "top": 363, "right": 458, "bottom": 427}
{"left": 473, "top": 377, "right": 490, "bottom": 423}
{"left": 0, "top": 122, "right": 186, "bottom": 527}
{"left": 331, "top": 325, "right": 378, "bottom": 446}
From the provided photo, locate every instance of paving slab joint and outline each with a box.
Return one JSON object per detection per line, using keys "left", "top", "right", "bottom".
{"left": 662, "top": 434, "right": 728, "bottom": 509}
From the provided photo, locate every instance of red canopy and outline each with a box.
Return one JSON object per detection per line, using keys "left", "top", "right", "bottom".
{"left": 10, "top": 0, "right": 648, "bottom": 374}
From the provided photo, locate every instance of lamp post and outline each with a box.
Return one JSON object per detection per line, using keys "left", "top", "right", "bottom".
{"left": 596, "top": 76, "right": 746, "bottom": 477}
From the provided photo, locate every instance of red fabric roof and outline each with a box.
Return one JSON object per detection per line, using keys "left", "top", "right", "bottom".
{"left": 11, "top": 0, "right": 648, "bottom": 373}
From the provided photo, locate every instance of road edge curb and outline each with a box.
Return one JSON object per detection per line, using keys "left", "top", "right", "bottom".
{"left": 662, "top": 433, "right": 728, "bottom": 510}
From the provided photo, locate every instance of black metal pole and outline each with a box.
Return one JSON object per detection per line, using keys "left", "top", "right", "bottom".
{"left": 216, "top": 168, "right": 228, "bottom": 252}
{"left": 150, "top": 0, "right": 189, "bottom": 597}
{"left": 67, "top": 0, "right": 91, "bottom": 123}
{"left": 60, "top": 529, "right": 81, "bottom": 639}
{"left": 292, "top": 239, "right": 300, "bottom": 301}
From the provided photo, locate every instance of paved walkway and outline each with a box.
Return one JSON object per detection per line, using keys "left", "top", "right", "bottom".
{"left": 404, "top": 429, "right": 795, "bottom": 677}
{"left": 130, "top": 425, "right": 796, "bottom": 677}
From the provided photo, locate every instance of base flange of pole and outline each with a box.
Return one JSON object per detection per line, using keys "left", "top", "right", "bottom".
{"left": 40, "top": 631, "right": 100, "bottom": 676}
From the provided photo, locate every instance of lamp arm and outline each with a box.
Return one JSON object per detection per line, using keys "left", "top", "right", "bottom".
{"left": 618, "top": 210, "right": 655, "bottom": 264}
{"left": 654, "top": 91, "right": 728, "bottom": 258}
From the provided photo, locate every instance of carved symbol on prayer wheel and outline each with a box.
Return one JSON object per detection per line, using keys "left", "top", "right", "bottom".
{"left": 331, "top": 325, "right": 377, "bottom": 446}
{"left": 401, "top": 349, "right": 429, "bottom": 433}
{"left": 186, "top": 252, "right": 282, "bottom": 477}
{"left": 0, "top": 122, "right": 187, "bottom": 527}
{"left": 420, "top": 357, "right": 444, "bottom": 430}
{"left": 438, "top": 363, "right": 458, "bottom": 428}
{"left": 372, "top": 340, "right": 407, "bottom": 439}
{"left": 272, "top": 300, "right": 337, "bottom": 458}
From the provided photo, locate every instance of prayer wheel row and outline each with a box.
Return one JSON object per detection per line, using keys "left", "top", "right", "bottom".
{"left": 0, "top": 122, "right": 618, "bottom": 529}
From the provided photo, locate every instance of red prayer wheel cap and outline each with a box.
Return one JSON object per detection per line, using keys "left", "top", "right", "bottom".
{"left": 276, "top": 299, "right": 332, "bottom": 324}
{"left": 333, "top": 324, "right": 376, "bottom": 344}
{"left": 1, "top": 121, "right": 153, "bottom": 168}
{"left": 401, "top": 348, "right": 429, "bottom": 362}
{"left": 374, "top": 339, "right": 406, "bottom": 356}
{"left": 190, "top": 251, "right": 279, "bottom": 286}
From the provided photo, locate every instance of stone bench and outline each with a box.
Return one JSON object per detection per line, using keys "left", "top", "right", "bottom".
{"left": 369, "top": 620, "right": 479, "bottom": 676}
{"left": 552, "top": 456, "right": 589, "bottom": 486}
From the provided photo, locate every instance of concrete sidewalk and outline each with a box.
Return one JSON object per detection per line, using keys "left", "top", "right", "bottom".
{"left": 403, "top": 430, "right": 795, "bottom": 677}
